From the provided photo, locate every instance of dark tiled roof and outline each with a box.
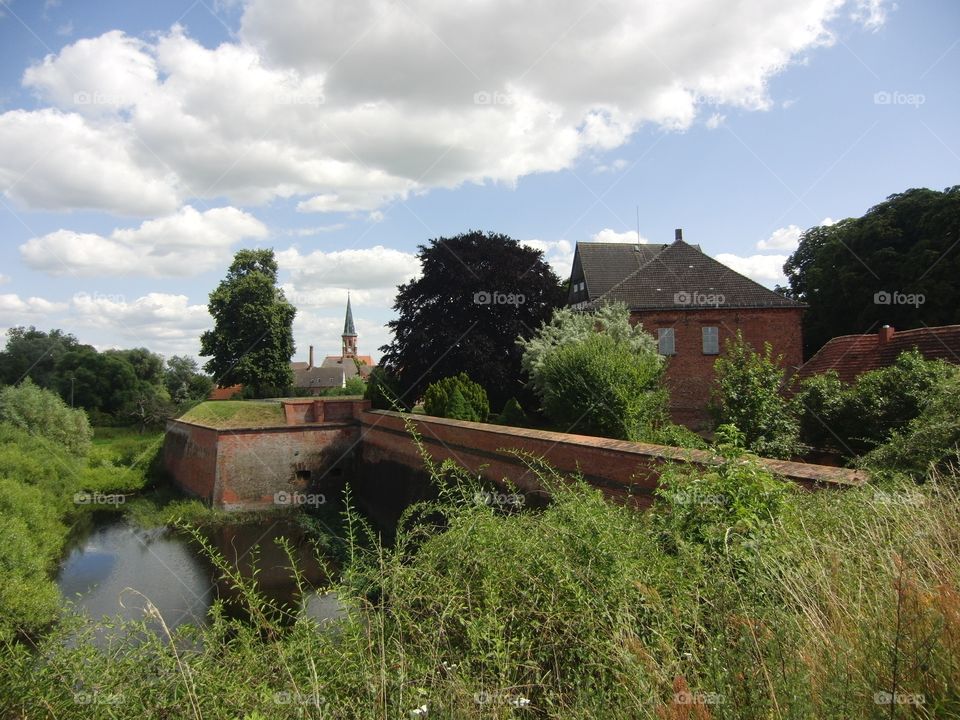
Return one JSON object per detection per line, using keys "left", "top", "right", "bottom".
{"left": 570, "top": 239, "right": 802, "bottom": 310}
{"left": 798, "top": 325, "right": 960, "bottom": 383}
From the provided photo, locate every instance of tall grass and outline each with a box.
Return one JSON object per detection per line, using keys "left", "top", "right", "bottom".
{"left": 1, "top": 424, "right": 958, "bottom": 718}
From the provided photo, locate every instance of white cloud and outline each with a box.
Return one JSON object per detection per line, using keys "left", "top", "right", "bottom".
{"left": 705, "top": 112, "right": 725, "bottom": 129}
{"left": 0, "top": 2, "right": 885, "bottom": 215}
{"left": 70, "top": 291, "right": 211, "bottom": 355}
{"left": 592, "top": 158, "right": 628, "bottom": 174}
{"left": 0, "top": 293, "right": 68, "bottom": 319}
{"left": 277, "top": 245, "right": 420, "bottom": 307}
{"left": 591, "top": 228, "right": 648, "bottom": 244}
{"left": 715, "top": 252, "right": 789, "bottom": 287}
{"left": 0, "top": 274, "right": 9, "bottom": 285}
{"left": 521, "top": 239, "right": 574, "bottom": 277}
{"left": 20, "top": 205, "right": 267, "bottom": 277}
{"left": 757, "top": 224, "right": 803, "bottom": 251}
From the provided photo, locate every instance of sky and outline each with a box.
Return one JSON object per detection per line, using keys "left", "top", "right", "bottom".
{"left": 0, "top": 0, "right": 957, "bottom": 364}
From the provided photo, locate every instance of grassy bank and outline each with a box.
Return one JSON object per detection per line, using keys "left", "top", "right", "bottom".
{"left": 2, "top": 427, "right": 957, "bottom": 718}
{"left": 179, "top": 400, "right": 285, "bottom": 428}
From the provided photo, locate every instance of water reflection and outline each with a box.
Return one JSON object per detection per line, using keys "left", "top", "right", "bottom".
{"left": 57, "top": 515, "right": 344, "bottom": 631}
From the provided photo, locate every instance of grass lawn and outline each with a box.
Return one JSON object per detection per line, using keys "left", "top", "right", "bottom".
{"left": 179, "top": 400, "right": 285, "bottom": 428}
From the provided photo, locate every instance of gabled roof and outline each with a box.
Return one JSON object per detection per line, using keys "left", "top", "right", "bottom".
{"left": 798, "top": 325, "right": 960, "bottom": 383}
{"left": 571, "top": 239, "right": 802, "bottom": 310}
{"left": 293, "top": 366, "right": 345, "bottom": 389}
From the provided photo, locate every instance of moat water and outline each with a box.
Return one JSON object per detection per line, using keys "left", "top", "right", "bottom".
{"left": 56, "top": 513, "right": 345, "bottom": 632}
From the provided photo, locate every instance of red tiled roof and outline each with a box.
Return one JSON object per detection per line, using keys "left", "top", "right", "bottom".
{"left": 209, "top": 384, "right": 244, "bottom": 400}
{"left": 798, "top": 325, "right": 960, "bottom": 384}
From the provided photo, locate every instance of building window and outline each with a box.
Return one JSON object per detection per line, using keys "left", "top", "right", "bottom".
{"left": 702, "top": 326, "right": 719, "bottom": 355}
{"left": 658, "top": 328, "right": 675, "bottom": 356}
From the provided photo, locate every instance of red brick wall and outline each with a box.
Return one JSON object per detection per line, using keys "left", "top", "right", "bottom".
{"left": 357, "top": 409, "right": 861, "bottom": 510}
{"left": 163, "top": 421, "right": 220, "bottom": 500}
{"left": 631, "top": 307, "right": 804, "bottom": 427}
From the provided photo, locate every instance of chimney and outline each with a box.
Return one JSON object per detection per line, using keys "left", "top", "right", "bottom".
{"left": 878, "top": 325, "right": 895, "bottom": 345}
{"left": 308, "top": 344, "right": 314, "bottom": 368}
{"left": 674, "top": 228, "right": 683, "bottom": 242}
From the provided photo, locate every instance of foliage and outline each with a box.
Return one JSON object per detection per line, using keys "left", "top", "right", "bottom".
{"left": 365, "top": 366, "right": 404, "bottom": 410}
{"left": 200, "top": 249, "right": 296, "bottom": 397}
{"left": 379, "top": 230, "right": 565, "bottom": 410}
{"left": 165, "top": 355, "right": 214, "bottom": 404}
{"left": 423, "top": 372, "right": 489, "bottom": 422}
{"left": 4, "top": 430, "right": 960, "bottom": 718}
{"left": 0, "top": 380, "right": 92, "bottom": 456}
{"left": 537, "top": 331, "right": 666, "bottom": 440}
{"left": 518, "top": 301, "right": 658, "bottom": 398}
{"left": 792, "top": 350, "right": 953, "bottom": 457}
{"left": 864, "top": 367, "right": 960, "bottom": 480}
{"left": 782, "top": 186, "right": 960, "bottom": 357}
{"left": 653, "top": 427, "right": 794, "bottom": 559}
{"left": 0, "top": 326, "right": 80, "bottom": 389}
{"left": 710, "top": 331, "right": 801, "bottom": 458}
{"left": 495, "top": 396, "right": 528, "bottom": 427}
{"left": 643, "top": 421, "right": 708, "bottom": 449}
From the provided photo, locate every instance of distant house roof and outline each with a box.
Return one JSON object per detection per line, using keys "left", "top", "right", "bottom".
{"left": 569, "top": 239, "right": 802, "bottom": 310}
{"left": 319, "top": 354, "right": 374, "bottom": 378}
{"left": 797, "top": 325, "right": 960, "bottom": 383}
{"left": 209, "top": 384, "right": 243, "bottom": 400}
{"left": 293, "top": 366, "right": 345, "bottom": 389}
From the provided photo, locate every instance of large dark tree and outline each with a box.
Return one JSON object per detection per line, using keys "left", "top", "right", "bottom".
{"left": 379, "top": 230, "right": 565, "bottom": 411}
{"left": 782, "top": 186, "right": 960, "bottom": 358}
{"left": 0, "top": 327, "right": 80, "bottom": 388}
{"left": 200, "top": 249, "right": 296, "bottom": 395}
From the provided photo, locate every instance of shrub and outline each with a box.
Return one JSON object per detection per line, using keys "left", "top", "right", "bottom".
{"left": 538, "top": 331, "right": 666, "bottom": 440}
{"left": 0, "top": 380, "right": 92, "bottom": 456}
{"left": 495, "top": 396, "right": 527, "bottom": 427}
{"left": 863, "top": 367, "right": 960, "bottom": 480}
{"left": 365, "top": 367, "right": 404, "bottom": 410}
{"left": 793, "top": 350, "right": 953, "bottom": 458}
{"left": 422, "top": 373, "right": 489, "bottom": 422}
{"left": 710, "top": 331, "right": 801, "bottom": 459}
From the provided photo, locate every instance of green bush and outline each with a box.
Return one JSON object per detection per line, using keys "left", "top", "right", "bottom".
{"left": 422, "top": 372, "right": 489, "bottom": 422}
{"left": 793, "top": 350, "right": 953, "bottom": 458}
{"left": 365, "top": 366, "right": 404, "bottom": 410}
{"left": 0, "top": 380, "right": 92, "bottom": 456}
{"left": 495, "top": 396, "right": 528, "bottom": 427}
{"left": 863, "top": 367, "right": 960, "bottom": 480}
{"left": 538, "top": 331, "right": 666, "bottom": 440}
{"left": 710, "top": 331, "right": 801, "bottom": 459}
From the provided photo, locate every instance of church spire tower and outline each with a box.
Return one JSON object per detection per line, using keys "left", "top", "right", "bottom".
{"left": 342, "top": 292, "right": 357, "bottom": 359}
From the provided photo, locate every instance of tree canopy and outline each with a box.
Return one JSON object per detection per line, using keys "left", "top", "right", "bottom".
{"left": 379, "top": 231, "right": 565, "bottom": 410}
{"left": 200, "top": 249, "right": 296, "bottom": 396}
{"left": 782, "top": 186, "right": 960, "bottom": 357}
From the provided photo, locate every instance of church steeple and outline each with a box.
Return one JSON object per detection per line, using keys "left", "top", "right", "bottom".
{"left": 342, "top": 293, "right": 357, "bottom": 358}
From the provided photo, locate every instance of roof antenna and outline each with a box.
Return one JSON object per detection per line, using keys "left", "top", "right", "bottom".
{"left": 636, "top": 205, "right": 640, "bottom": 244}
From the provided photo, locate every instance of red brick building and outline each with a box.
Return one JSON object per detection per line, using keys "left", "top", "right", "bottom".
{"left": 797, "top": 324, "right": 960, "bottom": 384}
{"left": 567, "top": 231, "right": 804, "bottom": 427}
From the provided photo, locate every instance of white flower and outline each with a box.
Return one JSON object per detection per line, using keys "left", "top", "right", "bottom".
{"left": 410, "top": 704, "right": 429, "bottom": 717}
{"left": 509, "top": 696, "right": 531, "bottom": 707}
